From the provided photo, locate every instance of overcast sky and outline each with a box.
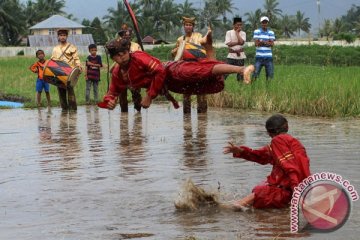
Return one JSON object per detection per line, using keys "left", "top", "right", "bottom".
{"left": 57, "top": 0, "right": 358, "bottom": 32}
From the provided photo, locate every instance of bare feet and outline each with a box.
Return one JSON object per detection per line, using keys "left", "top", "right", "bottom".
{"left": 243, "top": 65, "right": 255, "bottom": 84}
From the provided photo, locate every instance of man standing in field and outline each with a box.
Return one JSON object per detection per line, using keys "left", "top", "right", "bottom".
{"left": 253, "top": 16, "right": 275, "bottom": 81}
{"left": 51, "top": 28, "right": 81, "bottom": 111}
{"left": 225, "top": 17, "right": 247, "bottom": 82}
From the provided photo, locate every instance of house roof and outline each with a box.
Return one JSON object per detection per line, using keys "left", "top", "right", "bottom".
{"left": 30, "top": 15, "right": 84, "bottom": 29}
{"left": 142, "top": 35, "right": 155, "bottom": 43}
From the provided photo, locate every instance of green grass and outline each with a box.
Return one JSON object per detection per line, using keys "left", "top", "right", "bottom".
{"left": 0, "top": 56, "right": 359, "bottom": 117}
{"left": 208, "top": 65, "right": 360, "bottom": 117}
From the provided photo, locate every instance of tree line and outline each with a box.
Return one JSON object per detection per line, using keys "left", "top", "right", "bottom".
{"left": 0, "top": 0, "right": 359, "bottom": 46}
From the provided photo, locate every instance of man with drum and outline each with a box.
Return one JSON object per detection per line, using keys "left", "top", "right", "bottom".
{"left": 51, "top": 28, "right": 81, "bottom": 111}
{"left": 171, "top": 17, "right": 211, "bottom": 114}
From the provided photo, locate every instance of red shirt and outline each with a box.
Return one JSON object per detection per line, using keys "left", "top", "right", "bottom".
{"left": 234, "top": 133, "right": 311, "bottom": 190}
{"left": 108, "top": 51, "right": 165, "bottom": 99}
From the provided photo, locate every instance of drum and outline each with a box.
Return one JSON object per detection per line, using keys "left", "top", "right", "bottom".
{"left": 174, "top": 42, "right": 207, "bottom": 61}
{"left": 182, "top": 42, "right": 207, "bottom": 60}
{"left": 43, "top": 59, "right": 81, "bottom": 89}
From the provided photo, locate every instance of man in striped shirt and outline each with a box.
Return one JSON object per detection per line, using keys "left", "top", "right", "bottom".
{"left": 253, "top": 16, "right": 275, "bottom": 80}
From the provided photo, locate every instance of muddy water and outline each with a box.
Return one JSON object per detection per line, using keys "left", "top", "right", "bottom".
{"left": 0, "top": 105, "right": 359, "bottom": 240}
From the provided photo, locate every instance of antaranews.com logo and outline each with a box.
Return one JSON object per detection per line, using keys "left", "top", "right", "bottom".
{"left": 291, "top": 172, "right": 359, "bottom": 233}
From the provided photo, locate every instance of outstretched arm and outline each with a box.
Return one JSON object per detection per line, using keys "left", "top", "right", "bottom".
{"left": 224, "top": 142, "right": 273, "bottom": 165}
{"left": 223, "top": 142, "right": 244, "bottom": 155}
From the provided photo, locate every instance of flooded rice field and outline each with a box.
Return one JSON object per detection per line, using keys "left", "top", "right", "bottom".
{"left": 1, "top": 104, "right": 359, "bottom": 239}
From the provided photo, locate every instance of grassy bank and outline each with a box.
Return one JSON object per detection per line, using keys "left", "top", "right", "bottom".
{"left": 148, "top": 45, "right": 360, "bottom": 66}
{"left": 207, "top": 65, "right": 360, "bottom": 117}
{"left": 0, "top": 55, "right": 359, "bottom": 117}
{"left": 0, "top": 56, "right": 109, "bottom": 107}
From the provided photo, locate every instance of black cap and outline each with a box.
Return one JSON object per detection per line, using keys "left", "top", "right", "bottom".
{"left": 233, "top": 17, "right": 242, "bottom": 24}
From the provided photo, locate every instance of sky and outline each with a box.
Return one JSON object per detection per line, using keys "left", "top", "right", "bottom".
{"left": 34, "top": 0, "right": 360, "bottom": 32}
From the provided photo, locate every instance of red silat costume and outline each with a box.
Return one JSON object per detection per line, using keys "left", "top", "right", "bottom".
{"left": 102, "top": 51, "right": 224, "bottom": 106}
{"left": 233, "top": 133, "right": 311, "bottom": 208}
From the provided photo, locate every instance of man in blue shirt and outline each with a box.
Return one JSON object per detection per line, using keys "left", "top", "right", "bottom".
{"left": 253, "top": 16, "right": 275, "bottom": 80}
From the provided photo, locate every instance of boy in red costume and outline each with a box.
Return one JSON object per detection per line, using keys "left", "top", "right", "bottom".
{"left": 98, "top": 38, "right": 255, "bottom": 110}
{"left": 223, "top": 114, "right": 311, "bottom": 209}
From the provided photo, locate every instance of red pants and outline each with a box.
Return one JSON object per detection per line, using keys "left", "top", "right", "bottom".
{"left": 252, "top": 184, "right": 292, "bottom": 208}
{"left": 165, "top": 59, "right": 225, "bottom": 95}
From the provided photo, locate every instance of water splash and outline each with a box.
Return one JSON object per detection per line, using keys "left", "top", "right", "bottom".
{"left": 174, "top": 178, "right": 219, "bottom": 211}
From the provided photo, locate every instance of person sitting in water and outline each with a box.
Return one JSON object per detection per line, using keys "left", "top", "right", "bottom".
{"left": 223, "top": 114, "right": 311, "bottom": 210}
{"left": 98, "top": 38, "right": 254, "bottom": 110}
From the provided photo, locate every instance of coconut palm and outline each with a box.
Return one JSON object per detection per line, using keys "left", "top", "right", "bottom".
{"left": 103, "top": 1, "right": 139, "bottom": 38}
{"left": 198, "top": 0, "right": 221, "bottom": 31}
{"left": 178, "top": 0, "right": 197, "bottom": 19}
{"left": 0, "top": 0, "right": 26, "bottom": 46}
{"left": 320, "top": 19, "right": 333, "bottom": 40}
{"left": 278, "top": 14, "right": 296, "bottom": 38}
{"left": 245, "top": 9, "right": 262, "bottom": 30}
{"left": 295, "top": 10, "right": 311, "bottom": 37}
{"left": 332, "top": 18, "right": 345, "bottom": 35}
{"left": 263, "top": 0, "right": 282, "bottom": 22}
{"left": 156, "top": 0, "right": 180, "bottom": 40}
{"left": 24, "top": 0, "right": 66, "bottom": 29}
{"left": 213, "top": 0, "right": 236, "bottom": 24}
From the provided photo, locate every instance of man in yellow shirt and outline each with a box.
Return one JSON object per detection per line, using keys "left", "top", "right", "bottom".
{"left": 51, "top": 28, "right": 81, "bottom": 111}
{"left": 172, "top": 17, "right": 211, "bottom": 114}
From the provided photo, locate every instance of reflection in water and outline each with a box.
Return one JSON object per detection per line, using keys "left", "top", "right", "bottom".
{"left": 119, "top": 113, "right": 146, "bottom": 177}
{"left": 182, "top": 113, "right": 208, "bottom": 170}
{"left": 85, "top": 106, "right": 104, "bottom": 167}
{"left": 39, "top": 111, "right": 82, "bottom": 178}
{"left": 251, "top": 208, "right": 310, "bottom": 238}
{"left": 38, "top": 109, "right": 52, "bottom": 143}
{"left": 1, "top": 106, "right": 359, "bottom": 239}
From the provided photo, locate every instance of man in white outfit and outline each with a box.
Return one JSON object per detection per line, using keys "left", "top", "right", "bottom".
{"left": 224, "top": 17, "right": 246, "bottom": 81}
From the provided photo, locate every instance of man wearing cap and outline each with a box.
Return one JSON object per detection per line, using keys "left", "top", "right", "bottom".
{"left": 51, "top": 28, "right": 81, "bottom": 110}
{"left": 253, "top": 16, "right": 275, "bottom": 80}
{"left": 225, "top": 17, "right": 246, "bottom": 82}
{"left": 171, "top": 16, "right": 211, "bottom": 114}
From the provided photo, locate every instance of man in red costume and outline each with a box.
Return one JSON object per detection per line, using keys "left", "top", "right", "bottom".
{"left": 223, "top": 114, "right": 311, "bottom": 209}
{"left": 99, "top": 38, "right": 254, "bottom": 110}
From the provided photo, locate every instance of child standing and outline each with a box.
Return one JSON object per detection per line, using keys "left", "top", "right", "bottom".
{"left": 29, "top": 49, "right": 51, "bottom": 108}
{"left": 223, "top": 114, "right": 311, "bottom": 210}
{"left": 85, "top": 44, "right": 103, "bottom": 104}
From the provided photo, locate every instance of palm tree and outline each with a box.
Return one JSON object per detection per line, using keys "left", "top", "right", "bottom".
{"left": 103, "top": 1, "right": 138, "bottom": 38}
{"left": 354, "top": 20, "right": 360, "bottom": 36}
{"left": 0, "top": 0, "right": 26, "bottom": 46}
{"left": 198, "top": 0, "right": 221, "bottom": 31}
{"left": 332, "top": 18, "right": 345, "bottom": 35}
{"left": 213, "top": 0, "right": 236, "bottom": 24}
{"left": 178, "top": 0, "right": 197, "bottom": 19}
{"left": 263, "top": 0, "right": 282, "bottom": 22}
{"left": 295, "top": 10, "right": 311, "bottom": 37}
{"left": 245, "top": 9, "right": 263, "bottom": 31}
{"left": 320, "top": 19, "right": 333, "bottom": 40}
{"left": 24, "top": 0, "right": 66, "bottom": 28}
{"left": 157, "top": 0, "right": 180, "bottom": 40}
{"left": 278, "top": 15, "right": 296, "bottom": 38}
